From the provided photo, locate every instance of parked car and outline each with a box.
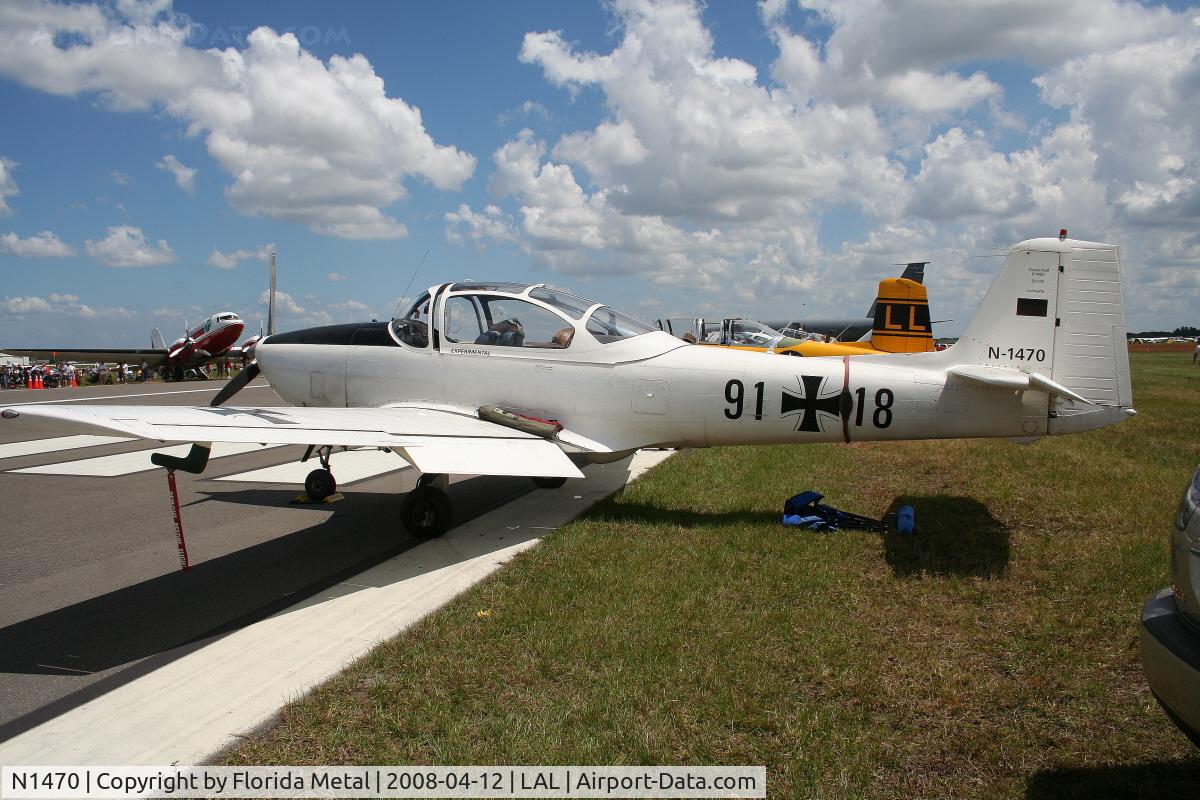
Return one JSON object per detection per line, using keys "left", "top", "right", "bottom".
{"left": 1140, "top": 464, "right": 1200, "bottom": 747}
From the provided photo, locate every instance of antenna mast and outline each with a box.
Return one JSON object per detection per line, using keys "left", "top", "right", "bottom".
{"left": 268, "top": 251, "right": 277, "bottom": 336}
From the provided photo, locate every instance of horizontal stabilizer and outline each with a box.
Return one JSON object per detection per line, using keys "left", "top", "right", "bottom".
{"left": 948, "top": 365, "right": 1094, "bottom": 405}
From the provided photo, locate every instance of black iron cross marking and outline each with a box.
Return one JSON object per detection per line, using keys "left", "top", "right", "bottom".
{"left": 781, "top": 375, "right": 845, "bottom": 433}
{"left": 198, "top": 407, "right": 298, "bottom": 425}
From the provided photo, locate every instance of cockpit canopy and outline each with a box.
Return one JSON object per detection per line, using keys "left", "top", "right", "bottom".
{"left": 718, "top": 319, "right": 784, "bottom": 347}
{"left": 394, "top": 283, "right": 655, "bottom": 349}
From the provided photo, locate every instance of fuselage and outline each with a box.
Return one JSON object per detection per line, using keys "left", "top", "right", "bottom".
{"left": 167, "top": 312, "right": 245, "bottom": 366}
{"left": 253, "top": 280, "right": 1091, "bottom": 459}
{"left": 261, "top": 331, "right": 1054, "bottom": 453}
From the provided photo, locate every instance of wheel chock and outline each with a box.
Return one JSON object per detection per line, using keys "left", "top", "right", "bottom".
{"left": 290, "top": 492, "right": 345, "bottom": 505}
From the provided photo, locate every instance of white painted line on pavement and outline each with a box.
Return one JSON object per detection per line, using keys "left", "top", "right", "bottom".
{"left": 0, "top": 450, "right": 676, "bottom": 764}
{"left": 11, "top": 441, "right": 285, "bottom": 477}
{"left": 0, "top": 434, "right": 132, "bottom": 461}
{"left": 2, "top": 383, "right": 273, "bottom": 406}
{"left": 216, "top": 448, "right": 409, "bottom": 485}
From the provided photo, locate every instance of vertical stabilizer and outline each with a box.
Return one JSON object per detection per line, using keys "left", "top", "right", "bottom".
{"left": 951, "top": 241, "right": 1060, "bottom": 368}
{"left": 869, "top": 278, "right": 934, "bottom": 353}
{"left": 947, "top": 236, "right": 1133, "bottom": 433}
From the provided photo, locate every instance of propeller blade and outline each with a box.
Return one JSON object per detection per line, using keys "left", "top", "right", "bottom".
{"left": 210, "top": 362, "right": 259, "bottom": 407}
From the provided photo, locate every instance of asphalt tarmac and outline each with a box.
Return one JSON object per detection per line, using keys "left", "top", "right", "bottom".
{"left": 0, "top": 379, "right": 539, "bottom": 743}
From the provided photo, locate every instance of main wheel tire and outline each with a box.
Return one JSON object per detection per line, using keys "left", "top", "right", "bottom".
{"left": 532, "top": 476, "right": 568, "bottom": 489}
{"left": 304, "top": 468, "right": 336, "bottom": 501}
{"left": 401, "top": 485, "right": 452, "bottom": 538}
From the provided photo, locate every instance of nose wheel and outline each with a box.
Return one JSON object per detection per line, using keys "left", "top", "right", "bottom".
{"left": 402, "top": 474, "right": 452, "bottom": 538}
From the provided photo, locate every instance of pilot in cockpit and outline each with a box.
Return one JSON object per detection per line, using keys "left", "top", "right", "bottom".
{"left": 476, "top": 317, "right": 525, "bottom": 347}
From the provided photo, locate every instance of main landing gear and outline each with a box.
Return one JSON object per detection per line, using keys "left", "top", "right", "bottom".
{"left": 303, "top": 445, "right": 338, "bottom": 501}
{"left": 296, "top": 445, "right": 452, "bottom": 537}
{"left": 401, "top": 473, "right": 452, "bottom": 539}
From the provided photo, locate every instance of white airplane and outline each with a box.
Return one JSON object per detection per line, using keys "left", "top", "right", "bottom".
{"left": 1, "top": 234, "right": 1134, "bottom": 538}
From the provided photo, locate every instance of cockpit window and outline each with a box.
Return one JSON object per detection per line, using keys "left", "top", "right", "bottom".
{"left": 393, "top": 291, "right": 431, "bottom": 348}
{"left": 399, "top": 292, "right": 431, "bottom": 324}
{"left": 585, "top": 306, "right": 656, "bottom": 343}
{"left": 390, "top": 318, "right": 428, "bottom": 348}
{"left": 445, "top": 294, "right": 574, "bottom": 349}
{"left": 527, "top": 287, "right": 596, "bottom": 320}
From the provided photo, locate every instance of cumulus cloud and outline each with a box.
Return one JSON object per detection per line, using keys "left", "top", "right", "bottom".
{"left": 85, "top": 225, "right": 177, "bottom": 267}
{"left": 207, "top": 242, "right": 274, "bottom": 269}
{"left": 260, "top": 289, "right": 303, "bottom": 315}
{"left": 1, "top": 296, "right": 51, "bottom": 314}
{"left": 0, "top": 0, "right": 475, "bottom": 239}
{"left": 0, "top": 157, "right": 18, "bottom": 216}
{"left": 1, "top": 293, "right": 131, "bottom": 319}
{"left": 327, "top": 271, "right": 348, "bottom": 282}
{"left": 478, "top": 0, "right": 906, "bottom": 294}
{"left": 0, "top": 230, "right": 75, "bottom": 258}
{"left": 109, "top": 169, "right": 130, "bottom": 186}
{"left": 156, "top": 154, "right": 196, "bottom": 195}
{"left": 445, "top": 203, "right": 518, "bottom": 252}
{"left": 437, "top": 0, "right": 1200, "bottom": 328}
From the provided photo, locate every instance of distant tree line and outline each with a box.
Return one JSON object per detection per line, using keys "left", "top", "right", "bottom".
{"left": 1128, "top": 326, "right": 1199, "bottom": 338}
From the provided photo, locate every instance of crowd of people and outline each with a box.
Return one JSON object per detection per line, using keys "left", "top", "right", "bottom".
{"left": 1, "top": 362, "right": 81, "bottom": 389}
{"left": 1, "top": 358, "right": 243, "bottom": 390}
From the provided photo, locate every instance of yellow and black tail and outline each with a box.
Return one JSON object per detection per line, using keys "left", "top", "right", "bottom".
{"left": 869, "top": 277, "right": 934, "bottom": 353}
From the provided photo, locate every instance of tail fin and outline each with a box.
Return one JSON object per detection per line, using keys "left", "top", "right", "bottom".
{"left": 897, "top": 261, "right": 927, "bottom": 284}
{"left": 869, "top": 278, "right": 935, "bottom": 353}
{"left": 949, "top": 236, "right": 1134, "bottom": 431}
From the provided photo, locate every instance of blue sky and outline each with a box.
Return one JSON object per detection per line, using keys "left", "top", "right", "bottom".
{"left": 1, "top": 0, "right": 1198, "bottom": 347}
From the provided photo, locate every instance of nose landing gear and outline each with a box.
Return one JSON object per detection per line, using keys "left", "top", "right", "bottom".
{"left": 402, "top": 473, "right": 452, "bottom": 539}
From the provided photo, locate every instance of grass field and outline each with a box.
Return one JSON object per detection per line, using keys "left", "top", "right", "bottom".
{"left": 227, "top": 352, "right": 1200, "bottom": 798}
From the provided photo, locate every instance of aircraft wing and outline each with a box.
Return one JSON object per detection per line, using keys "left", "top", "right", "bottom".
{"left": 0, "top": 348, "right": 169, "bottom": 366}
{"left": 0, "top": 403, "right": 585, "bottom": 478}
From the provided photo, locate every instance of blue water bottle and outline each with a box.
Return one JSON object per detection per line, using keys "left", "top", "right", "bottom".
{"left": 897, "top": 505, "right": 915, "bottom": 535}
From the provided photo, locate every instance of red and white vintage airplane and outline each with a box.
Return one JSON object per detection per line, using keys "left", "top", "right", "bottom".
{"left": 2, "top": 312, "right": 248, "bottom": 380}
{"left": 2, "top": 234, "right": 1135, "bottom": 538}
{"left": 2, "top": 254, "right": 277, "bottom": 379}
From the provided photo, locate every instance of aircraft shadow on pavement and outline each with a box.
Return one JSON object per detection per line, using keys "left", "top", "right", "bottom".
{"left": 0, "top": 474, "right": 534, "bottom": 743}
{"left": 1025, "top": 756, "right": 1200, "bottom": 799}
{"left": 882, "top": 495, "right": 1010, "bottom": 579}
